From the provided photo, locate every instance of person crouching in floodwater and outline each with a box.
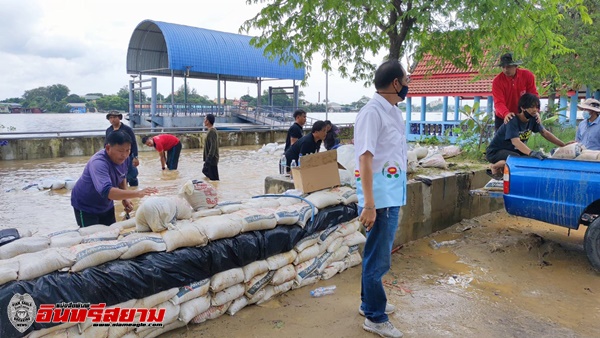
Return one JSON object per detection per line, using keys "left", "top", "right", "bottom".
{"left": 71, "top": 131, "right": 158, "bottom": 227}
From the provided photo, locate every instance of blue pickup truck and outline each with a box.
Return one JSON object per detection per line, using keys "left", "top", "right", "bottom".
{"left": 503, "top": 156, "right": 600, "bottom": 271}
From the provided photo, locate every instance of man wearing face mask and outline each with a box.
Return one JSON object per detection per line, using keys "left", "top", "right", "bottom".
{"left": 574, "top": 98, "right": 600, "bottom": 150}
{"left": 353, "top": 59, "right": 408, "bottom": 338}
{"left": 485, "top": 93, "right": 567, "bottom": 179}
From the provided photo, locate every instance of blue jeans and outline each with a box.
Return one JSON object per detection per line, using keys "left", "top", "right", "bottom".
{"left": 360, "top": 206, "right": 400, "bottom": 323}
{"left": 127, "top": 157, "right": 139, "bottom": 186}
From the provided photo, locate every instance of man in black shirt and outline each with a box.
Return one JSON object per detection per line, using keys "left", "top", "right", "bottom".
{"left": 284, "top": 109, "right": 307, "bottom": 151}
{"left": 105, "top": 111, "right": 140, "bottom": 186}
{"left": 285, "top": 120, "right": 328, "bottom": 171}
{"left": 486, "top": 93, "right": 567, "bottom": 179}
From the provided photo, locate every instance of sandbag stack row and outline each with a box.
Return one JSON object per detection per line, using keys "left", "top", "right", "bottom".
{"left": 25, "top": 218, "right": 366, "bottom": 338}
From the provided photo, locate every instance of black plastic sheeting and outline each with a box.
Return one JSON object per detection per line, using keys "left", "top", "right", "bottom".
{"left": 0, "top": 203, "right": 357, "bottom": 337}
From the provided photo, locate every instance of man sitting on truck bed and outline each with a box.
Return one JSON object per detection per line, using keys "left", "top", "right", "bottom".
{"left": 486, "top": 93, "right": 568, "bottom": 179}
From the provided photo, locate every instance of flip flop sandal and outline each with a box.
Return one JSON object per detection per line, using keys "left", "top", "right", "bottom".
{"left": 486, "top": 169, "right": 503, "bottom": 180}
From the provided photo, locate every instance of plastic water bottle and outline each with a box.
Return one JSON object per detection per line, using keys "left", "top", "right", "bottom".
{"left": 310, "top": 285, "right": 336, "bottom": 297}
{"left": 290, "top": 159, "right": 297, "bottom": 170}
{"left": 280, "top": 155, "right": 287, "bottom": 174}
{"left": 298, "top": 153, "right": 303, "bottom": 167}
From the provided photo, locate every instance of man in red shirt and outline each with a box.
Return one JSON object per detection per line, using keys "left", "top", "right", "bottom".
{"left": 492, "top": 53, "right": 539, "bottom": 130}
{"left": 142, "top": 134, "right": 182, "bottom": 170}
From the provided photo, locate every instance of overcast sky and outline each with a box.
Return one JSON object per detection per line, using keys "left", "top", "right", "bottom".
{"left": 0, "top": 0, "right": 389, "bottom": 104}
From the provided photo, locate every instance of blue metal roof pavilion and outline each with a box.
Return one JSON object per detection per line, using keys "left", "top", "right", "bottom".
{"left": 126, "top": 20, "right": 306, "bottom": 83}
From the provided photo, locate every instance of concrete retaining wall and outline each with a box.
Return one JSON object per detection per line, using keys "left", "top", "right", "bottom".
{"left": 265, "top": 170, "right": 504, "bottom": 245}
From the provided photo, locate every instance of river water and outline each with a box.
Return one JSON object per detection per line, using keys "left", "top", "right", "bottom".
{"left": 0, "top": 146, "right": 281, "bottom": 234}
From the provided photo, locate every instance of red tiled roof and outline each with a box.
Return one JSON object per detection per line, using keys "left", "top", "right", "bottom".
{"left": 407, "top": 54, "right": 493, "bottom": 98}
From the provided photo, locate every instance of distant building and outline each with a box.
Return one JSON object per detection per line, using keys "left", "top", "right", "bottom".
{"left": 67, "top": 103, "right": 87, "bottom": 113}
{"left": 327, "top": 102, "right": 342, "bottom": 112}
{"left": 84, "top": 94, "right": 103, "bottom": 101}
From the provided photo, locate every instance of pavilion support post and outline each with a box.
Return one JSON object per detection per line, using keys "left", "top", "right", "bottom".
{"left": 487, "top": 96, "right": 494, "bottom": 117}
{"left": 474, "top": 96, "right": 481, "bottom": 113}
{"left": 442, "top": 96, "right": 448, "bottom": 122}
{"left": 454, "top": 96, "right": 460, "bottom": 120}
{"left": 420, "top": 97, "right": 426, "bottom": 121}
{"left": 569, "top": 94, "right": 578, "bottom": 127}
{"left": 406, "top": 97, "right": 412, "bottom": 139}
{"left": 559, "top": 96, "right": 568, "bottom": 124}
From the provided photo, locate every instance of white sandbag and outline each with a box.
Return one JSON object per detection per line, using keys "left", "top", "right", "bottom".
{"left": 17, "top": 248, "right": 75, "bottom": 280}
{"left": 267, "top": 250, "right": 297, "bottom": 271}
{"left": 210, "top": 268, "right": 245, "bottom": 293}
{"left": 575, "top": 149, "right": 600, "bottom": 161}
{"left": 293, "top": 243, "right": 320, "bottom": 265}
{"left": 69, "top": 241, "right": 128, "bottom": 272}
{"left": 81, "top": 228, "right": 121, "bottom": 243}
{"left": 273, "top": 280, "right": 294, "bottom": 295}
{"left": 304, "top": 190, "right": 344, "bottom": 209}
{"left": 211, "top": 284, "right": 245, "bottom": 307}
{"left": 483, "top": 179, "right": 503, "bottom": 191}
{"left": 76, "top": 299, "right": 136, "bottom": 334}
{"left": 414, "top": 146, "right": 429, "bottom": 160}
{"left": 162, "top": 223, "right": 208, "bottom": 252}
{"left": 336, "top": 145, "right": 355, "bottom": 173}
{"left": 172, "top": 197, "right": 193, "bottom": 220}
{"left": 277, "top": 196, "right": 301, "bottom": 206}
{"left": 196, "top": 214, "right": 243, "bottom": 241}
{"left": 441, "top": 145, "right": 462, "bottom": 158}
{"left": 242, "top": 260, "right": 270, "bottom": 282}
{"left": 0, "top": 236, "right": 50, "bottom": 259}
{"left": 245, "top": 271, "right": 275, "bottom": 298}
{"left": 274, "top": 205, "right": 300, "bottom": 225}
{"left": 234, "top": 208, "right": 278, "bottom": 232}
{"left": 247, "top": 288, "right": 266, "bottom": 305}
{"left": 154, "top": 301, "right": 180, "bottom": 326}
{"left": 338, "top": 169, "right": 355, "bottom": 187}
{"left": 47, "top": 229, "right": 83, "bottom": 248}
{"left": 348, "top": 244, "right": 360, "bottom": 254}
{"left": 317, "top": 231, "right": 340, "bottom": 255}
{"left": 78, "top": 224, "right": 111, "bottom": 236}
{"left": 246, "top": 197, "right": 281, "bottom": 209}
{"left": 64, "top": 179, "right": 77, "bottom": 190}
{"left": 294, "top": 232, "right": 320, "bottom": 252}
{"left": 190, "top": 301, "right": 231, "bottom": 324}
{"left": 336, "top": 218, "right": 361, "bottom": 237}
{"left": 51, "top": 180, "right": 66, "bottom": 190}
{"left": 121, "top": 233, "right": 167, "bottom": 259}
{"left": 0, "top": 259, "right": 19, "bottom": 285}
{"left": 344, "top": 251, "right": 363, "bottom": 269}
{"left": 227, "top": 296, "right": 248, "bottom": 316}
{"left": 407, "top": 150, "right": 418, "bottom": 173}
{"left": 179, "top": 180, "right": 218, "bottom": 210}
{"left": 135, "top": 196, "right": 178, "bottom": 232}
{"left": 316, "top": 251, "right": 334, "bottom": 273}
{"left": 26, "top": 322, "right": 77, "bottom": 338}
{"left": 270, "top": 264, "right": 296, "bottom": 285}
{"left": 318, "top": 224, "right": 341, "bottom": 243}
{"left": 552, "top": 143, "right": 584, "bottom": 159}
{"left": 170, "top": 278, "right": 210, "bottom": 305}
{"left": 295, "top": 257, "right": 319, "bottom": 284}
{"left": 296, "top": 202, "right": 318, "bottom": 228}
{"left": 342, "top": 231, "right": 367, "bottom": 247}
{"left": 330, "top": 245, "right": 350, "bottom": 263}
{"left": 327, "top": 237, "right": 344, "bottom": 253}
{"left": 419, "top": 153, "right": 448, "bottom": 169}
{"left": 292, "top": 273, "right": 320, "bottom": 289}
{"left": 256, "top": 285, "right": 278, "bottom": 305}
{"left": 217, "top": 201, "right": 250, "bottom": 214}
{"left": 136, "top": 287, "right": 179, "bottom": 309}
{"left": 178, "top": 294, "right": 211, "bottom": 324}
{"left": 322, "top": 261, "right": 345, "bottom": 280}
{"left": 191, "top": 208, "right": 222, "bottom": 219}
{"left": 328, "top": 186, "right": 358, "bottom": 205}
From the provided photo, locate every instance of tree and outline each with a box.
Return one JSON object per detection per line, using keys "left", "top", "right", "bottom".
{"left": 242, "top": 0, "right": 591, "bottom": 86}
{"left": 96, "top": 95, "right": 128, "bottom": 111}
{"left": 65, "top": 94, "right": 85, "bottom": 103}
{"left": 47, "top": 84, "right": 70, "bottom": 102}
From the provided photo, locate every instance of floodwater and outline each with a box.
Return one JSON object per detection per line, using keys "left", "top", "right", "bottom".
{"left": 0, "top": 146, "right": 280, "bottom": 234}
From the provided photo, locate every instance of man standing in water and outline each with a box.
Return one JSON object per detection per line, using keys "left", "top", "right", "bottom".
{"left": 71, "top": 131, "right": 158, "bottom": 227}
{"left": 105, "top": 110, "right": 139, "bottom": 186}
{"left": 202, "top": 113, "right": 220, "bottom": 181}
{"left": 354, "top": 59, "right": 408, "bottom": 338}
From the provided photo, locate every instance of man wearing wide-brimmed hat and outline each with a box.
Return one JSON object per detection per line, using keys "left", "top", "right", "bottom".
{"left": 575, "top": 98, "right": 600, "bottom": 150}
{"left": 492, "top": 53, "right": 539, "bottom": 130}
{"left": 105, "top": 110, "right": 140, "bottom": 186}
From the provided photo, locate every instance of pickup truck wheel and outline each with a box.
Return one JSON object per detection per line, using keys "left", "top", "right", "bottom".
{"left": 584, "top": 218, "right": 600, "bottom": 272}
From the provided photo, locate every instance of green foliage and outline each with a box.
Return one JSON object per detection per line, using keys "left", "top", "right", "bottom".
{"left": 527, "top": 125, "right": 577, "bottom": 151}
{"left": 96, "top": 95, "right": 128, "bottom": 111}
{"left": 242, "top": 0, "right": 590, "bottom": 86}
{"left": 448, "top": 102, "right": 494, "bottom": 159}
{"left": 417, "top": 135, "right": 442, "bottom": 146}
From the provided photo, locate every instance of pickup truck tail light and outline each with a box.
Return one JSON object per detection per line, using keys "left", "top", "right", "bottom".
{"left": 503, "top": 165, "right": 510, "bottom": 194}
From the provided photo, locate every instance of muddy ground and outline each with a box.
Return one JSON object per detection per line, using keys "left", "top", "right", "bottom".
{"left": 167, "top": 210, "right": 599, "bottom": 338}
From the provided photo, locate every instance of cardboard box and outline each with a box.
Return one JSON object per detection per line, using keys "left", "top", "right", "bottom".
{"left": 291, "top": 151, "right": 345, "bottom": 194}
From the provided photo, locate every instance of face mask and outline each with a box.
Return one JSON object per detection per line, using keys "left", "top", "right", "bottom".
{"left": 523, "top": 111, "right": 533, "bottom": 120}
{"left": 583, "top": 111, "right": 591, "bottom": 120}
{"left": 397, "top": 85, "right": 409, "bottom": 100}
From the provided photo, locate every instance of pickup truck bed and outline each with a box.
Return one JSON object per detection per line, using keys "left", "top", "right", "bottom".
{"left": 503, "top": 156, "right": 600, "bottom": 271}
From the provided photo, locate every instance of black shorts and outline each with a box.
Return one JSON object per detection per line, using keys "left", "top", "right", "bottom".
{"left": 486, "top": 149, "right": 523, "bottom": 164}
{"left": 73, "top": 207, "right": 115, "bottom": 227}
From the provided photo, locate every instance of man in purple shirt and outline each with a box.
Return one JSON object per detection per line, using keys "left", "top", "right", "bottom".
{"left": 71, "top": 131, "right": 158, "bottom": 227}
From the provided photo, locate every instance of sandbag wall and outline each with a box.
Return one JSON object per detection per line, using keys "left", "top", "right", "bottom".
{"left": 0, "top": 196, "right": 359, "bottom": 337}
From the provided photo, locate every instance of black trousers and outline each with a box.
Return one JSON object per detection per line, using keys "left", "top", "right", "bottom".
{"left": 203, "top": 162, "right": 220, "bottom": 181}
{"left": 73, "top": 207, "right": 115, "bottom": 227}
{"left": 166, "top": 142, "right": 182, "bottom": 170}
